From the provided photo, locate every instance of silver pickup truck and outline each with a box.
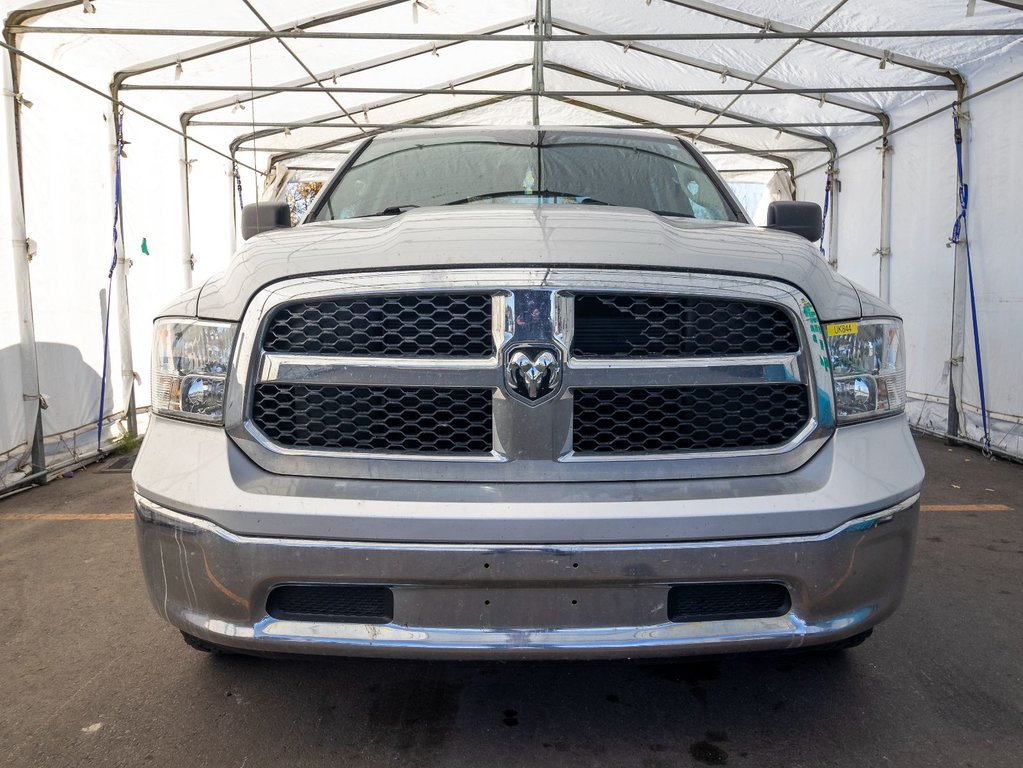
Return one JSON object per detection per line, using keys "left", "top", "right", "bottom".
{"left": 133, "top": 127, "right": 923, "bottom": 659}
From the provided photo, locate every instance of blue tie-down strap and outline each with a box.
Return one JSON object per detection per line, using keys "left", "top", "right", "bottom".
{"left": 949, "top": 111, "right": 991, "bottom": 454}
{"left": 819, "top": 164, "right": 832, "bottom": 257}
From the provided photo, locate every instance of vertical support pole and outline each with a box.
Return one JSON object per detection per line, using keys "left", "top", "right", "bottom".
{"left": 946, "top": 101, "right": 970, "bottom": 441}
{"left": 230, "top": 152, "right": 239, "bottom": 255}
{"left": 826, "top": 163, "right": 840, "bottom": 269}
{"left": 107, "top": 94, "right": 137, "bottom": 439}
{"left": 179, "top": 130, "right": 194, "bottom": 290}
{"left": 531, "top": 0, "right": 545, "bottom": 126}
{"left": 3, "top": 45, "right": 46, "bottom": 481}
{"left": 877, "top": 136, "right": 893, "bottom": 301}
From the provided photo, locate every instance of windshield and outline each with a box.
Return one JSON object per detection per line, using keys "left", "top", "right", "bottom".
{"left": 310, "top": 131, "right": 740, "bottom": 223}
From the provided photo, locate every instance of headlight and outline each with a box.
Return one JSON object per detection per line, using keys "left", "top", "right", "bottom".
{"left": 826, "top": 318, "right": 906, "bottom": 424}
{"left": 152, "top": 318, "right": 238, "bottom": 423}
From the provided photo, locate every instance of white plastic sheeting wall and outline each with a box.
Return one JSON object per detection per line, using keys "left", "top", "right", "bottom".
{"left": 0, "top": 0, "right": 1021, "bottom": 490}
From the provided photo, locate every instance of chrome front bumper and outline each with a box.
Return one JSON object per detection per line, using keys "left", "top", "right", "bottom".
{"left": 135, "top": 493, "right": 919, "bottom": 659}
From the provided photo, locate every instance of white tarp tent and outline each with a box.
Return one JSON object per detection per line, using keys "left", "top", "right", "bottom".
{"left": 1, "top": 0, "right": 1021, "bottom": 491}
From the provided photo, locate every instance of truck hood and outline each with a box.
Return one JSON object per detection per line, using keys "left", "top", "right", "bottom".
{"left": 188, "top": 206, "right": 866, "bottom": 321}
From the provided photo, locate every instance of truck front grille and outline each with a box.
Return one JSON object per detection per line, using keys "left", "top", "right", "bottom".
{"left": 263, "top": 293, "right": 493, "bottom": 357}
{"left": 572, "top": 384, "right": 808, "bottom": 454}
{"left": 572, "top": 294, "right": 799, "bottom": 358}
{"left": 233, "top": 270, "right": 827, "bottom": 482}
{"left": 253, "top": 384, "right": 493, "bottom": 454}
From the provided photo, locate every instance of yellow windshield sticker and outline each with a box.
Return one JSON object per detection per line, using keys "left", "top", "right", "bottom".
{"left": 827, "top": 321, "right": 859, "bottom": 336}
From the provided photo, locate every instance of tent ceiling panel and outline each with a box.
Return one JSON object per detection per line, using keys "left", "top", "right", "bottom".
{"left": 543, "top": 37, "right": 887, "bottom": 129}
{"left": 234, "top": 67, "right": 535, "bottom": 154}
{"left": 542, "top": 67, "right": 837, "bottom": 151}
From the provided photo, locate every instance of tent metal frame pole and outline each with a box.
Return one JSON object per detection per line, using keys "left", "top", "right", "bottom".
{"left": 946, "top": 91, "right": 971, "bottom": 442}
{"left": 827, "top": 162, "right": 840, "bottom": 269}
{"left": 121, "top": 83, "right": 956, "bottom": 96}
{"left": 11, "top": 26, "right": 1022, "bottom": 42}
{"left": 687, "top": 0, "right": 852, "bottom": 142}
{"left": 661, "top": 0, "right": 965, "bottom": 90}
{"left": 247, "top": 64, "right": 828, "bottom": 171}
{"left": 794, "top": 68, "right": 1023, "bottom": 180}
{"left": 230, "top": 62, "right": 533, "bottom": 157}
{"left": 193, "top": 119, "right": 878, "bottom": 129}
{"left": 108, "top": 86, "right": 137, "bottom": 440}
{"left": 111, "top": 0, "right": 410, "bottom": 88}
{"left": 1, "top": 38, "right": 46, "bottom": 484}
{"left": 178, "top": 123, "right": 194, "bottom": 290}
{"left": 265, "top": 94, "right": 521, "bottom": 166}
{"left": 257, "top": 88, "right": 806, "bottom": 170}
{"left": 0, "top": 40, "right": 263, "bottom": 173}
{"left": 531, "top": 0, "right": 543, "bottom": 126}
{"left": 877, "top": 136, "right": 893, "bottom": 302}
{"left": 544, "top": 96, "right": 797, "bottom": 175}
{"left": 544, "top": 62, "right": 838, "bottom": 157}
{"left": 551, "top": 19, "right": 887, "bottom": 124}
{"left": 239, "top": 0, "right": 366, "bottom": 134}
{"left": 168, "top": 19, "right": 533, "bottom": 125}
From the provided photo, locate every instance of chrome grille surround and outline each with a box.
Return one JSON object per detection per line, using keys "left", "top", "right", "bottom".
{"left": 224, "top": 269, "right": 836, "bottom": 483}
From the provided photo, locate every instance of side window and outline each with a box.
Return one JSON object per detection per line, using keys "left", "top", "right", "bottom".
{"left": 676, "top": 166, "right": 726, "bottom": 220}
{"left": 286, "top": 180, "right": 324, "bottom": 225}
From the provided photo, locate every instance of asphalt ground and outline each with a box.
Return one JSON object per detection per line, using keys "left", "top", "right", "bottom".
{"left": 1, "top": 432, "right": 1021, "bottom": 768}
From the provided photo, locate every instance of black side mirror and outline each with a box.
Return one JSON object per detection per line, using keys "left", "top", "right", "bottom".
{"left": 241, "top": 202, "right": 291, "bottom": 240}
{"left": 766, "top": 201, "right": 823, "bottom": 243}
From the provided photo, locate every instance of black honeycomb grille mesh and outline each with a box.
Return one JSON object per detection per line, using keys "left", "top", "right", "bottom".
{"left": 667, "top": 583, "right": 791, "bottom": 623}
{"left": 572, "top": 294, "right": 799, "bottom": 358}
{"left": 266, "top": 585, "right": 393, "bottom": 624}
{"left": 253, "top": 384, "right": 492, "bottom": 453}
{"left": 263, "top": 293, "right": 492, "bottom": 357}
{"left": 573, "top": 384, "right": 808, "bottom": 454}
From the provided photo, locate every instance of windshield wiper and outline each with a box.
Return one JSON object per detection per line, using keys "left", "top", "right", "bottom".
{"left": 649, "top": 209, "right": 696, "bottom": 218}
{"left": 443, "top": 191, "right": 612, "bottom": 206}
{"left": 356, "top": 205, "right": 420, "bottom": 217}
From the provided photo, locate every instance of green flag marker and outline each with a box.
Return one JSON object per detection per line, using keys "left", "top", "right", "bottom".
{"left": 141, "top": 237, "right": 149, "bottom": 255}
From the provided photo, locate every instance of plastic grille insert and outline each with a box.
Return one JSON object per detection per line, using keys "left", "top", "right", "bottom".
{"left": 572, "top": 294, "right": 799, "bottom": 358}
{"left": 263, "top": 293, "right": 493, "bottom": 357}
{"left": 572, "top": 383, "right": 808, "bottom": 453}
{"left": 667, "top": 583, "right": 791, "bottom": 622}
{"left": 252, "top": 384, "right": 493, "bottom": 453}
